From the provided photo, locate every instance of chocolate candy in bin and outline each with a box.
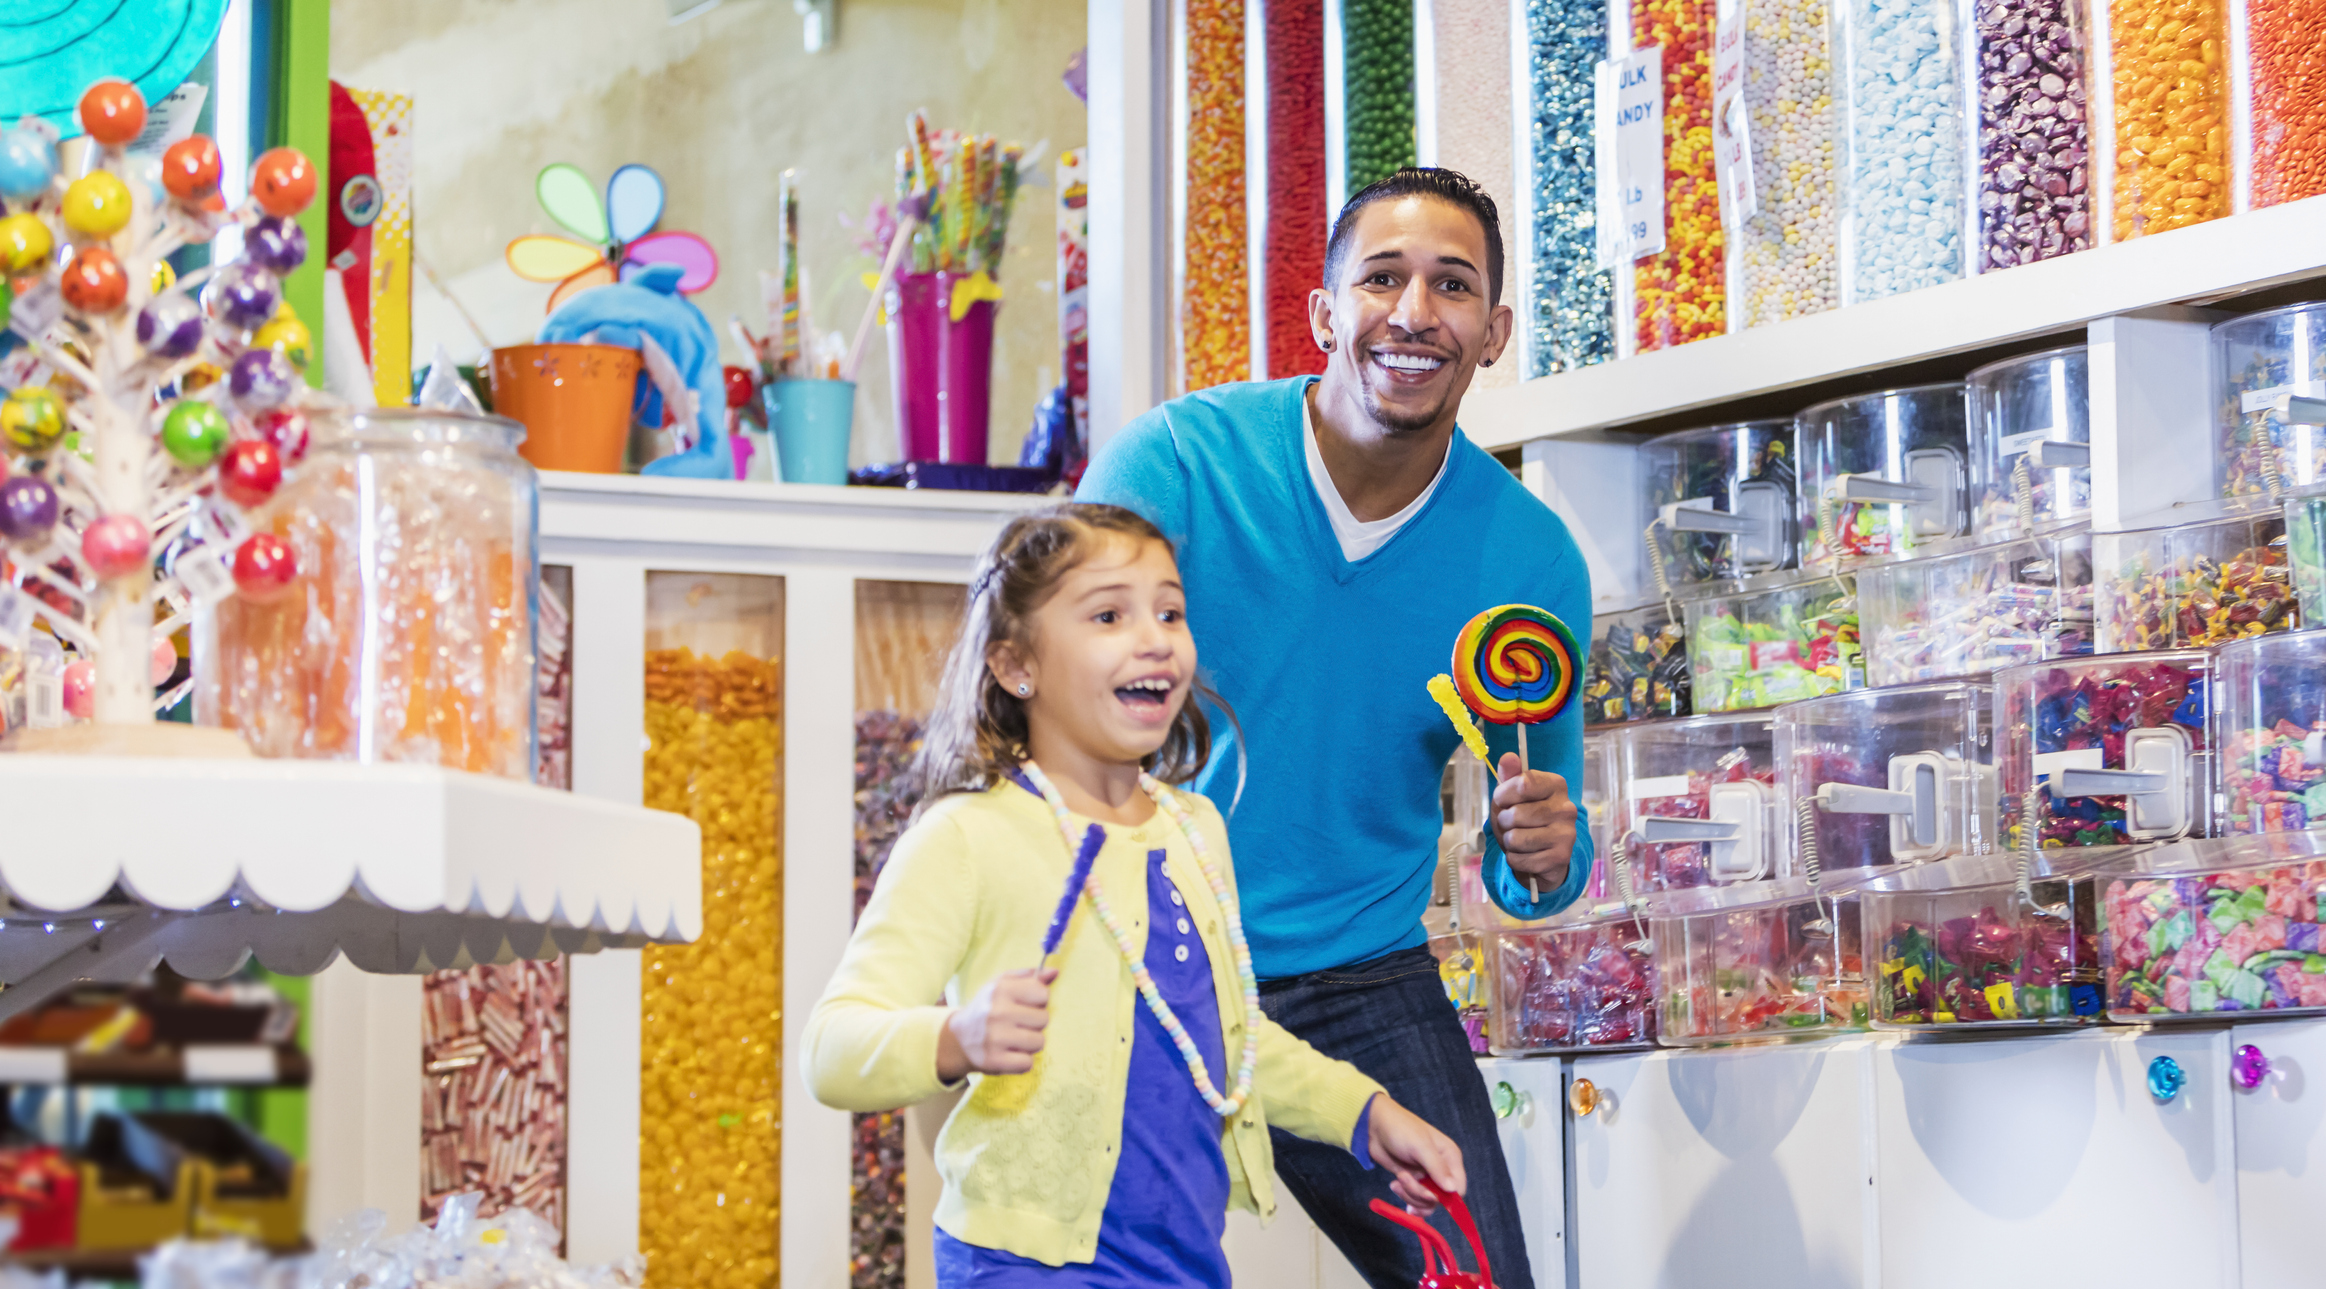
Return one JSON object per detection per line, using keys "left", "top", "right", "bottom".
{"left": 2213, "top": 303, "right": 2326, "bottom": 502}
{"left": 1797, "top": 384, "right": 1970, "bottom": 571}
{"left": 2214, "top": 631, "right": 2326, "bottom": 836}
{"left": 1585, "top": 602, "right": 1690, "bottom": 725}
{"left": 1652, "top": 877, "right": 1870, "bottom": 1044}
{"left": 1857, "top": 533, "right": 2093, "bottom": 686}
{"left": 1683, "top": 579, "right": 1861, "bottom": 713}
{"left": 1860, "top": 851, "right": 2106, "bottom": 1029}
{"left": 1968, "top": 345, "right": 2092, "bottom": 538}
{"left": 1969, "top": 0, "right": 2093, "bottom": 271}
{"left": 1642, "top": 420, "right": 1798, "bottom": 587}
{"left": 2094, "top": 507, "right": 2297, "bottom": 651}
{"left": 1615, "top": 710, "right": 1779, "bottom": 891}
{"left": 1778, "top": 681, "right": 1998, "bottom": 873}
{"left": 2097, "top": 831, "right": 2326, "bottom": 1019}
{"left": 1486, "top": 918, "right": 1657, "bottom": 1053}
{"left": 1995, "top": 650, "right": 2210, "bottom": 850}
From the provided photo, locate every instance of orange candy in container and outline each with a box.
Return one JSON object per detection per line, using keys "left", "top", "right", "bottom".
{"left": 196, "top": 409, "right": 539, "bottom": 778}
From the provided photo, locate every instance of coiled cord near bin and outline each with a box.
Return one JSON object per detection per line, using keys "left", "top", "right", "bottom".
{"left": 1793, "top": 794, "right": 1837, "bottom": 942}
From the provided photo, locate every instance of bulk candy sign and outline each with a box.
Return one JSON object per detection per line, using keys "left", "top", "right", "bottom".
{"left": 1594, "top": 45, "right": 1666, "bottom": 268}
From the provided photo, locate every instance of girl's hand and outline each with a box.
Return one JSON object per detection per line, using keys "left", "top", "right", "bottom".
{"left": 1366, "top": 1093, "right": 1465, "bottom": 1214}
{"left": 937, "top": 967, "right": 1057, "bottom": 1081}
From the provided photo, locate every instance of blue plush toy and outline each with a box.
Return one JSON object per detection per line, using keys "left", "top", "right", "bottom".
{"left": 535, "top": 263, "right": 730, "bottom": 478}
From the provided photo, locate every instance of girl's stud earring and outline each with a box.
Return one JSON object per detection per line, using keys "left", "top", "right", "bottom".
{"left": 1017, "top": 683, "right": 1030, "bottom": 696}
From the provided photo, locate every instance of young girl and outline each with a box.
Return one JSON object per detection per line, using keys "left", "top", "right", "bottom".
{"left": 807, "top": 503, "right": 1464, "bottom": 1287}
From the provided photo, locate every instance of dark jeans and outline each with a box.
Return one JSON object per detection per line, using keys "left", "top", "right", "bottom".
{"left": 1260, "top": 945, "right": 1532, "bottom": 1289}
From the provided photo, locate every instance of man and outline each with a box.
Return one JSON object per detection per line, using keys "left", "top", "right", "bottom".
{"left": 1078, "top": 167, "right": 1591, "bottom": 1287}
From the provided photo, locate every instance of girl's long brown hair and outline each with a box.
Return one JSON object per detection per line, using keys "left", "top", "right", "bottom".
{"left": 906, "top": 503, "right": 1235, "bottom": 816}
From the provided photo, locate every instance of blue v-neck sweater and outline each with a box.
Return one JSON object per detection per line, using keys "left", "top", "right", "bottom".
{"left": 1079, "top": 377, "right": 1595, "bottom": 978}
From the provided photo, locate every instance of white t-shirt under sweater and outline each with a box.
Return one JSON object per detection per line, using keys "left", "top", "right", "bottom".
{"left": 1301, "top": 391, "right": 1450, "bottom": 563}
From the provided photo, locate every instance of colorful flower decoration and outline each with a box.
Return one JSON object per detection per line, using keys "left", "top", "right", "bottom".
{"left": 504, "top": 163, "right": 719, "bottom": 312}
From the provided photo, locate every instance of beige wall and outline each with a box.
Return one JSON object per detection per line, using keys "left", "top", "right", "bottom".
{"left": 333, "top": 0, "right": 1088, "bottom": 468}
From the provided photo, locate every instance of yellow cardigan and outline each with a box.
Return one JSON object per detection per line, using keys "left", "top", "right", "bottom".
{"left": 805, "top": 777, "right": 1385, "bottom": 1267}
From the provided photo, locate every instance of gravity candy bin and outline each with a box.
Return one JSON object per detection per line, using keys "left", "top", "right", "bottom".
{"left": 1641, "top": 420, "right": 1799, "bottom": 591}
{"left": 1860, "top": 849, "right": 2109, "bottom": 1030}
{"left": 1993, "top": 649, "right": 2212, "bottom": 851}
{"left": 1650, "top": 869, "right": 1873, "bottom": 1044}
{"left": 1583, "top": 601, "right": 1691, "bottom": 726}
{"left": 1776, "top": 681, "right": 1999, "bottom": 878}
{"left": 2093, "top": 505, "right": 2297, "bottom": 651}
{"left": 2098, "top": 830, "right": 2326, "bottom": 1021}
{"left": 2214, "top": 630, "right": 2326, "bottom": 836}
{"left": 1855, "top": 532, "right": 2094, "bottom": 686}
{"left": 2214, "top": 302, "right": 2326, "bottom": 503}
{"left": 1797, "top": 384, "right": 1970, "bottom": 572}
{"left": 1613, "top": 709, "right": 1781, "bottom": 893}
{"left": 1682, "top": 577, "right": 1863, "bottom": 712}
{"left": 1967, "top": 345, "right": 2092, "bottom": 539}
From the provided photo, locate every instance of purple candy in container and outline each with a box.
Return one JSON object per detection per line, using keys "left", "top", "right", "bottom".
{"left": 1993, "top": 650, "right": 2212, "bottom": 852}
{"left": 2213, "top": 630, "right": 2326, "bottom": 836}
{"left": 1967, "top": 345, "right": 2092, "bottom": 539}
{"left": 1776, "top": 681, "right": 1999, "bottom": 879}
{"left": 2095, "top": 830, "right": 2326, "bottom": 1020}
{"left": 1615, "top": 710, "right": 1781, "bottom": 893}
{"left": 1968, "top": 0, "right": 2094, "bottom": 272}
{"left": 1859, "top": 847, "right": 2111, "bottom": 1030}
{"left": 1856, "top": 532, "right": 2093, "bottom": 686}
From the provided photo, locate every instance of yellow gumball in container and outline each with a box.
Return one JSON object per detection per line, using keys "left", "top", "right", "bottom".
{"left": 0, "top": 213, "right": 53, "bottom": 273}
{"left": 151, "top": 258, "right": 176, "bottom": 293}
{"left": 62, "top": 171, "right": 132, "bottom": 240}
{"left": 253, "top": 307, "right": 312, "bottom": 373}
{"left": 2, "top": 387, "right": 67, "bottom": 454}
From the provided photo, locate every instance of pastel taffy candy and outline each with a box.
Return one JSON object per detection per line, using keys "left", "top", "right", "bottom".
{"left": 2105, "top": 862, "right": 2326, "bottom": 1017}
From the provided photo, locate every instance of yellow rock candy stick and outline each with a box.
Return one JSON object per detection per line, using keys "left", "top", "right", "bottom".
{"left": 1428, "top": 673, "right": 1490, "bottom": 763}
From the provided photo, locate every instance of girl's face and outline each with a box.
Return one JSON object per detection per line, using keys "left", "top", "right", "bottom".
{"left": 992, "top": 537, "right": 1195, "bottom": 768}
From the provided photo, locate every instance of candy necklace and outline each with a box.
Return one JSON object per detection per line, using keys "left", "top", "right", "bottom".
{"left": 1020, "top": 761, "right": 1263, "bottom": 1118}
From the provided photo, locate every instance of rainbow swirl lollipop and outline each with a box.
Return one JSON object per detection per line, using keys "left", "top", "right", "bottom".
{"left": 1450, "top": 604, "right": 1580, "bottom": 725}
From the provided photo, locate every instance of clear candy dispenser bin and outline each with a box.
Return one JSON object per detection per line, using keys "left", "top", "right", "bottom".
{"left": 1856, "top": 532, "right": 2094, "bottom": 686}
{"left": 1641, "top": 421, "right": 1799, "bottom": 591}
{"left": 1614, "top": 710, "right": 1781, "bottom": 893}
{"left": 2215, "top": 630, "right": 2326, "bottom": 836}
{"left": 1651, "top": 871, "right": 1872, "bottom": 1045}
{"left": 1968, "top": 345, "right": 2092, "bottom": 538}
{"left": 1994, "top": 650, "right": 2212, "bottom": 850}
{"left": 1683, "top": 578, "right": 1862, "bottom": 712}
{"left": 1584, "top": 602, "right": 1690, "bottom": 726}
{"left": 1797, "top": 384, "right": 1970, "bottom": 572}
{"left": 1861, "top": 850, "right": 2108, "bottom": 1030}
{"left": 1777, "top": 681, "right": 1999, "bottom": 877}
{"left": 2099, "top": 830, "right": 2326, "bottom": 1021}
{"left": 2094, "top": 506, "right": 2296, "bottom": 651}
{"left": 2214, "top": 303, "right": 2326, "bottom": 503}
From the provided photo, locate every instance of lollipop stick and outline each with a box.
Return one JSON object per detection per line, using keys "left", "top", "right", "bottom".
{"left": 842, "top": 214, "right": 917, "bottom": 384}
{"left": 1517, "top": 722, "right": 1538, "bottom": 901}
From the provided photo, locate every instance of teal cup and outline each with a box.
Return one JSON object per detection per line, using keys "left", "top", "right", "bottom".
{"left": 763, "top": 378, "right": 856, "bottom": 484}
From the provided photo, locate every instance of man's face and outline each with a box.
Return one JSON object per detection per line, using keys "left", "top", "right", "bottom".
{"left": 1311, "top": 195, "right": 1511, "bottom": 435}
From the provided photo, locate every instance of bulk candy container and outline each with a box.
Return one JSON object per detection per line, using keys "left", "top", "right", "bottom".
{"left": 1652, "top": 870, "right": 1872, "bottom": 1043}
{"left": 1777, "top": 681, "right": 1998, "bottom": 876}
{"left": 2288, "top": 486, "right": 2326, "bottom": 622}
{"left": 1968, "top": 345, "right": 2092, "bottom": 536}
{"left": 198, "top": 409, "right": 539, "bottom": 779}
{"left": 2214, "top": 630, "right": 2326, "bottom": 835}
{"left": 2104, "top": 0, "right": 2230, "bottom": 239}
{"left": 1584, "top": 602, "right": 1690, "bottom": 725}
{"left": 1839, "top": 0, "right": 1967, "bottom": 302}
{"left": 1969, "top": 0, "right": 2093, "bottom": 270}
{"left": 1642, "top": 420, "right": 1799, "bottom": 590}
{"left": 2243, "top": 0, "right": 2326, "bottom": 209}
{"left": 2094, "top": 505, "right": 2296, "bottom": 650}
{"left": 1431, "top": 927, "right": 1493, "bottom": 1053}
{"left": 1855, "top": 532, "right": 2094, "bottom": 685}
{"left": 2214, "top": 303, "right": 2326, "bottom": 503}
{"left": 1488, "top": 909, "right": 1659, "bottom": 1053}
{"left": 1994, "top": 649, "right": 2211, "bottom": 849}
{"left": 1798, "top": 384, "right": 1970, "bottom": 571}
{"left": 1621, "top": 0, "right": 1726, "bottom": 352}
{"left": 1727, "top": 0, "right": 1841, "bottom": 328}
{"left": 2098, "top": 830, "right": 2326, "bottom": 1020}
{"left": 1523, "top": 0, "right": 1616, "bottom": 373}
{"left": 1682, "top": 577, "right": 1863, "bottom": 711}
{"left": 1861, "top": 849, "right": 2107, "bottom": 1028}
{"left": 1614, "top": 710, "right": 1781, "bottom": 892}
{"left": 1583, "top": 729, "right": 1618, "bottom": 859}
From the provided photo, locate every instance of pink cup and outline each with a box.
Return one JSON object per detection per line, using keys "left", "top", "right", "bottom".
{"left": 938, "top": 271, "right": 997, "bottom": 465}
{"left": 886, "top": 272, "right": 944, "bottom": 461}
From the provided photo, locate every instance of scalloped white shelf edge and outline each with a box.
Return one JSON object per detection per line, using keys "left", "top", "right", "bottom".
{"left": 0, "top": 757, "right": 702, "bottom": 942}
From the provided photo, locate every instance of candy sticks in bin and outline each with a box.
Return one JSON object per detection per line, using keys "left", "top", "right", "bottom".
{"left": 1428, "top": 604, "right": 1582, "bottom": 907}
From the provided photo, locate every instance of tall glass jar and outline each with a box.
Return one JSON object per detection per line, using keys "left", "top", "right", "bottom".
{"left": 1726, "top": 0, "right": 1841, "bottom": 328}
{"left": 197, "top": 409, "right": 540, "bottom": 780}
{"left": 2105, "top": 0, "right": 2230, "bottom": 239}
{"left": 1838, "top": 0, "right": 1968, "bottom": 302}
{"left": 1969, "top": 0, "right": 2093, "bottom": 269}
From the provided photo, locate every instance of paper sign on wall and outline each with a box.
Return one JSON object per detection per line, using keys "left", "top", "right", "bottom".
{"left": 1595, "top": 45, "right": 1666, "bottom": 269}
{"left": 1711, "top": 0, "right": 1755, "bottom": 228}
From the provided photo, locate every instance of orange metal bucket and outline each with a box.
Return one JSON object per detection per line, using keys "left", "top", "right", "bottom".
{"left": 489, "top": 343, "right": 640, "bottom": 474}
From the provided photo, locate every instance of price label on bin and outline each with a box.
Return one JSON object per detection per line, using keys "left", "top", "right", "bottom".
{"left": 1595, "top": 46, "right": 1667, "bottom": 269}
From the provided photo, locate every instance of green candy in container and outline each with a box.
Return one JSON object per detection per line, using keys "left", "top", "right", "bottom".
{"left": 1681, "top": 577, "right": 1862, "bottom": 712}
{"left": 2096, "top": 831, "right": 2326, "bottom": 1020}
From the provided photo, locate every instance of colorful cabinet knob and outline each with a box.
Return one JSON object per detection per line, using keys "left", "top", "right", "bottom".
{"left": 1569, "top": 1077, "right": 1600, "bottom": 1118}
{"left": 1492, "top": 1081, "right": 1532, "bottom": 1121}
{"left": 2147, "top": 1055, "right": 2185, "bottom": 1102}
{"left": 2232, "top": 1044, "right": 2272, "bottom": 1090}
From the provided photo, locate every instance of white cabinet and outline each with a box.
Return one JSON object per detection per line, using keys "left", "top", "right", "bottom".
{"left": 1870, "top": 1029, "right": 2238, "bottom": 1288}
{"left": 2231, "top": 1017, "right": 2326, "bottom": 1288}
{"left": 1568, "top": 1040, "right": 1874, "bottom": 1289}
{"left": 1480, "top": 1056, "right": 1568, "bottom": 1289}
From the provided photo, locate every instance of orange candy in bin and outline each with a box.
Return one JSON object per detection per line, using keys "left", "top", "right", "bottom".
{"left": 196, "top": 410, "right": 538, "bottom": 779}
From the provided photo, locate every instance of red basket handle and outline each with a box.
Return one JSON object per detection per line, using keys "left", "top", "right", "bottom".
{"left": 1422, "top": 1178, "right": 1494, "bottom": 1289}
{"left": 1368, "top": 1198, "right": 1458, "bottom": 1280}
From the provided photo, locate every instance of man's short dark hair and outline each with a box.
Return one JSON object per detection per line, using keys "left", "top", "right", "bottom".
{"left": 1322, "top": 167, "right": 1505, "bottom": 308}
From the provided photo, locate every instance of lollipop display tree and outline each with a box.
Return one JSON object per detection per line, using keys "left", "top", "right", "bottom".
{"left": 0, "top": 79, "right": 322, "bottom": 752}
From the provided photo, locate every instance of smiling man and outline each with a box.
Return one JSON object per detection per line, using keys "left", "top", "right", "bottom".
{"left": 1078, "top": 168, "right": 1593, "bottom": 1287}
